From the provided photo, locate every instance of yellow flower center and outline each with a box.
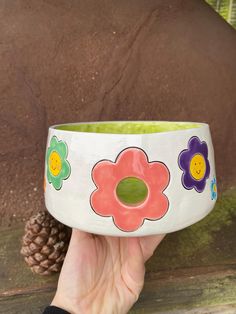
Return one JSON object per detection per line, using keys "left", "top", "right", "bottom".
{"left": 49, "top": 151, "right": 62, "bottom": 176}
{"left": 213, "top": 183, "right": 217, "bottom": 193}
{"left": 189, "top": 154, "right": 206, "bottom": 181}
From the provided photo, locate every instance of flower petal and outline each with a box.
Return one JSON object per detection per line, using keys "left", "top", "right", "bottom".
{"left": 90, "top": 188, "right": 118, "bottom": 216}
{"left": 112, "top": 209, "right": 145, "bottom": 232}
{"left": 92, "top": 160, "right": 117, "bottom": 187}
{"left": 189, "top": 136, "right": 201, "bottom": 151}
{"left": 146, "top": 162, "right": 170, "bottom": 191}
{"left": 47, "top": 167, "right": 52, "bottom": 184}
{"left": 205, "top": 158, "right": 210, "bottom": 179}
{"left": 50, "top": 136, "right": 58, "bottom": 149}
{"left": 178, "top": 149, "right": 191, "bottom": 171}
{"left": 193, "top": 179, "right": 206, "bottom": 193}
{"left": 56, "top": 141, "right": 68, "bottom": 160}
{"left": 182, "top": 172, "right": 195, "bottom": 190}
{"left": 60, "top": 160, "right": 71, "bottom": 180}
{"left": 46, "top": 147, "right": 52, "bottom": 163}
{"left": 199, "top": 141, "right": 208, "bottom": 158}
{"left": 52, "top": 176, "right": 63, "bottom": 190}
{"left": 142, "top": 192, "right": 169, "bottom": 220}
{"left": 115, "top": 148, "right": 149, "bottom": 177}
{"left": 112, "top": 192, "right": 169, "bottom": 231}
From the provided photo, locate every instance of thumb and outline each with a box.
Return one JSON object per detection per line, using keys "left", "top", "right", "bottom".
{"left": 139, "top": 234, "right": 165, "bottom": 262}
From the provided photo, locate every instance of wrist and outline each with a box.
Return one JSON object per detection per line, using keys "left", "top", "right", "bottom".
{"left": 51, "top": 290, "right": 109, "bottom": 314}
{"left": 43, "top": 305, "right": 71, "bottom": 314}
{"left": 51, "top": 294, "right": 78, "bottom": 314}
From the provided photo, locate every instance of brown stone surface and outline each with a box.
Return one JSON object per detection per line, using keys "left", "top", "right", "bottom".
{"left": 0, "top": 0, "right": 235, "bottom": 226}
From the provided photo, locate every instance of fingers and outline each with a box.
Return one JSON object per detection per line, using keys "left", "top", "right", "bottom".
{"left": 65, "top": 229, "right": 95, "bottom": 259}
{"left": 124, "top": 237, "right": 146, "bottom": 299}
{"left": 70, "top": 228, "right": 94, "bottom": 244}
{"left": 62, "top": 229, "right": 95, "bottom": 274}
{"left": 139, "top": 234, "right": 165, "bottom": 262}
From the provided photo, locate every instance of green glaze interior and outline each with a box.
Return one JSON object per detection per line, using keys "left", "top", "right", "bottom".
{"left": 116, "top": 177, "right": 148, "bottom": 206}
{"left": 55, "top": 121, "right": 201, "bottom": 134}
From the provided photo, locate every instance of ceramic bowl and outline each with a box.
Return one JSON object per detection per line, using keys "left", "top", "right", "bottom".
{"left": 44, "top": 121, "right": 217, "bottom": 236}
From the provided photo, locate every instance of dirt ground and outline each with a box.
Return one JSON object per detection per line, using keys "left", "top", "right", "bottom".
{"left": 0, "top": 0, "right": 235, "bottom": 226}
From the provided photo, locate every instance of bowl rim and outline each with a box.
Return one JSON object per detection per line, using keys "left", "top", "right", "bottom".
{"left": 49, "top": 120, "right": 209, "bottom": 136}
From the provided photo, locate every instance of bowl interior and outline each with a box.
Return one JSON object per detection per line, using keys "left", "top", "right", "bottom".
{"left": 54, "top": 121, "right": 201, "bottom": 134}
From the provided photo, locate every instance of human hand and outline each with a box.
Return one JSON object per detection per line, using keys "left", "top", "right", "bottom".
{"left": 51, "top": 229, "right": 164, "bottom": 314}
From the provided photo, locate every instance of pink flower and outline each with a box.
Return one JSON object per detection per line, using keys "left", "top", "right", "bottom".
{"left": 90, "top": 147, "right": 170, "bottom": 232}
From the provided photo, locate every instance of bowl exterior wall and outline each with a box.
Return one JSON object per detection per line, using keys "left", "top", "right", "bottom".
{"left": 44, "top": 123, "right": 216, "bottom": 236}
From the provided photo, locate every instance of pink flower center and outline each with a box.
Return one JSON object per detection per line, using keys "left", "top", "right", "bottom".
{"left": 115, "top": 177, "right": 149, "bottom": 207}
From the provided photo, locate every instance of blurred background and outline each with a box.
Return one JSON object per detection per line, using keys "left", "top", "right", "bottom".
{"left": 0, "top": 1, "right": 235, "bottom": 313}
{"left": 207, "top": 0, "right": 236, "bottom": 28}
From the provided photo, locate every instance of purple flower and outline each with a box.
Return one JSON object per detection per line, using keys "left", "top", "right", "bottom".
{"left": 178, "top": 136, "right": 210, "bottom": 193}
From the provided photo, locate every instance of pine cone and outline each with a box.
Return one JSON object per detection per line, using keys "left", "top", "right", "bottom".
{"left": 21, "top": 211, "right": 71, "bottom": 275}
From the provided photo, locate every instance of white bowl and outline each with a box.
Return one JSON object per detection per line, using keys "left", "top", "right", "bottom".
{"left": 44, "top": 121, "right": 217, "bottom": 236}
